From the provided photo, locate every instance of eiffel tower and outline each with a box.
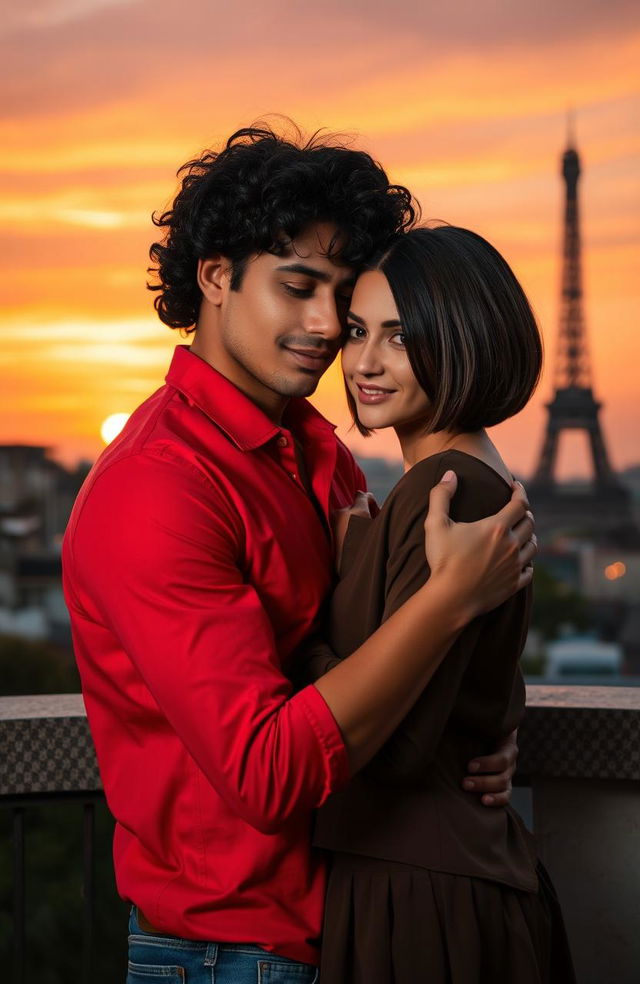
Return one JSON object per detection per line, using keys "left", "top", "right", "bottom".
{"left": 529, "top": 126, "right": 636, "bottom": 542}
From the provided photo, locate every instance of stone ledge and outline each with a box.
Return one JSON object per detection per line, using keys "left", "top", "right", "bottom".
{"left": 0, "top": 693, "right": 100, "bottom": 796}
{"left": 1, "top": 686, "right": 639, "bottom": 796}
{"left": 524, "top": 685, "right": 640, "bottom": 710}
{"left": 0, "top": 693, "right": 86, "bottom": 721}
{"left": 518, "top": 685, "right": 640, "bottom": 782}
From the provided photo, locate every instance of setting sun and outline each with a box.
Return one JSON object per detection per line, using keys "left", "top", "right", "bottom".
{"left": 100, "top": 412, "right": 130, "bottom": 445}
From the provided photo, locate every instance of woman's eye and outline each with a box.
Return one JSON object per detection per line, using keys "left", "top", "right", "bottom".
{"left": 283, "top": 284, "right": 313, "bottom": 298}
{"left": 346, "top": 324, "right": 366, "bottom": 340}
{"left": 391, "top": 332, "right": 406, "bottom": 346}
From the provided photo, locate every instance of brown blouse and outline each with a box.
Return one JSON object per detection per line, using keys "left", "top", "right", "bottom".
{"left": 310, "top": 449, "right": 539, "bottom": 893}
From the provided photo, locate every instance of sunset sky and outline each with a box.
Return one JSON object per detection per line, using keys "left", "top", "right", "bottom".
{"left": 1, "top": 0, "right": 638, "bottom": 478}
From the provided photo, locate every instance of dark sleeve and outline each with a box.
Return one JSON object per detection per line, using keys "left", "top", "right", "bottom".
{"left": 291, "top": 514, "right": 373, "bottom": 686}
{"left": 362, "top": 461, "right": 485, "bottom": 784}
{"left": 291, "top": 633, "right": 342, "bottom": 689}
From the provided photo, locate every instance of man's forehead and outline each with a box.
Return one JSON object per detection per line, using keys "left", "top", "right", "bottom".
{"left": 273, "top": 225, "right": 356, "bottom": 279}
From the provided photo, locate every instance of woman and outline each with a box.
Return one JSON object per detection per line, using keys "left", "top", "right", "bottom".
{"left": 306, "top": 226, "right": 576, "bottom": 983}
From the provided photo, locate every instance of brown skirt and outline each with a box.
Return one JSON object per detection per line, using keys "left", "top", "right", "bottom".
{"left": 320, "top": 854, "right": 576, "bottom": 984}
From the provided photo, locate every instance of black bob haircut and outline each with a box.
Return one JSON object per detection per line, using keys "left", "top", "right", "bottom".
{"left": 148, "top": 121, "right": 418, "bottom": 330}
{"left": 348, "top": 225, "right": 543, "bottom": 436}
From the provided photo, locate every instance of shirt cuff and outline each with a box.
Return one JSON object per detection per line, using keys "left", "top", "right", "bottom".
{"left": 294, "top": 684, "right": 351, "bottom": 793}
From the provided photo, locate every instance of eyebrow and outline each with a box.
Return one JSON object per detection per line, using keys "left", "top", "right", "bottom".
{"left": 276, "top": 263, "right": 356, "bottom": 287}
{"left": 347, "top": 310, "right": 402, "bottom": 328}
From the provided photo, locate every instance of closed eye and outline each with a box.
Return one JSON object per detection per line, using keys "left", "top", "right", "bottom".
{"left": 283, "top": 284, "right": 313, "bottom": 298}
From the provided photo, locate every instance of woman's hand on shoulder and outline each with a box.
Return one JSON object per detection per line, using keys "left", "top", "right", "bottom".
{"left": 424, "top": 471, "right": 536, "bottom": 619}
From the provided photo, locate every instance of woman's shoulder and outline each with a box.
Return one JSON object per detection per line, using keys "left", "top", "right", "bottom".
{"left": 384, "top": 450, "right": 514, "bottom": 526}
{"left": 387, "top": 451, "right": 459, "bottom": 500}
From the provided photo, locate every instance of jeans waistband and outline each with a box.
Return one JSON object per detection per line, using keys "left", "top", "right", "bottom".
{"left": 128, "top": 906, "right": 281, "bottom": 958}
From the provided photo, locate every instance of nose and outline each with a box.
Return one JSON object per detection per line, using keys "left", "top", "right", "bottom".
{"left": 305, "top": 296, "right": 343, "bottom": 344}
{"left": 344, "top": 337, "right": 384, "bottom": 377}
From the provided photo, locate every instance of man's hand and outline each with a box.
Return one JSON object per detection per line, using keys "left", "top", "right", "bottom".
{"left": 462, "top": 729, "right": 518, "bottom": 807}
{"left": 425, "top": 472, "right": 536, "bottom": 619}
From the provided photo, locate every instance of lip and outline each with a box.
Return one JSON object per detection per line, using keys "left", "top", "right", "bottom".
{"left": 284, "top": 347, "right": 333, "bottom": 371}
{"left": 355, "top": 382, "right": 396, "bottom": 405}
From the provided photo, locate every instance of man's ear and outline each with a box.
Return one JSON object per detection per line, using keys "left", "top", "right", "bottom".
{"left": 197, "top": 256, "right": 232, "bottom": 307}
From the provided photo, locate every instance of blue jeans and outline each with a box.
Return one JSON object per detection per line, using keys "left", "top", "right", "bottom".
{"left": 126, "top": 907, "right": 319, "bottom": 983}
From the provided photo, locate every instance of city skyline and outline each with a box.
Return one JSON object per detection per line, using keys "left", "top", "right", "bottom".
{"left": 1, "top": 0, "right": 638, "bottom": 477}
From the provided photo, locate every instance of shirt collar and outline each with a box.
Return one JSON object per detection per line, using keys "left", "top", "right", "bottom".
{"left": 165, "top": 345, "right": 336, "bottom": 451}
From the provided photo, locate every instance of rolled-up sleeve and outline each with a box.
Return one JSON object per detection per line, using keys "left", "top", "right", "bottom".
{"left": 65, "top": 452, "right": 349, "bottom": 834}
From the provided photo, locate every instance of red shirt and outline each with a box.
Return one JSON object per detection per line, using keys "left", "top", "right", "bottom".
{"left": 62, "top": 345, "right": 363, "bottom": 964}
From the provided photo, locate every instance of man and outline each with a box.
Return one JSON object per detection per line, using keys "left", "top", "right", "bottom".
{"left": 62, "top": 125, "right": 535, "bottom": 982}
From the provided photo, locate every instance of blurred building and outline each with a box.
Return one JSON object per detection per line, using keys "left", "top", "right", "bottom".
{"left": 356, "top": 454, "right": 403, "bottom": 504}
{"left": 0, "top": 444, "right": 91, "bottom": 644}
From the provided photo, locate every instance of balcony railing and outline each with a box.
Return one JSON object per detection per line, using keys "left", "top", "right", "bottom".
{"left": 2, "top": 687, "right": 639, "bottom": 984}
{"left": 0, "top": 694, "right": 103, "bottom": 983}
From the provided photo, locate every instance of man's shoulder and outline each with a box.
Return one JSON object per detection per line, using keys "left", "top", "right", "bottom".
{"left": 90, "top": 383, "right": 233, "bottom": 486}
{"left": 67, "top": 387, "right": 236, "bottom": 535}
{"left": 333, "top": 432, "right": 357, "bottom": 468}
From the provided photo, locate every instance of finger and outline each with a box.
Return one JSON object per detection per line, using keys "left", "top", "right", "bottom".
{"left": 481, "top": 790, "right": 512, "bottom": 807}
{"left": 513, "top": 506, "right": 535, "bottom": 530}
{"left": 510, "top": 518, "right": 535, "bottom": 553}
{"left": 353, "top": 491, "right": 374, "bottom": 517}
{"left": 463, "top": 772, "right": 513, "bottom": 794}
{"left": 467, "top": 749, "right": 516, "bottom": 775}
{"left": 511, "top": 480, "right": 531, "bottom": 511}
{"left": 519, "top": 536, "right": 537, "bottom": 569}
{"left": 517, "top": 564, "right": 534, "bottom": 590}
{"left": 512, "top": 510, "right": 535, "bottom": 541}
{"left": 495, "top": 485, "right": 530, "bottom": 529}
{"left": 425, "top": 470, "right": 458, "bottom": 528}
{"left": 357, "top": 491, "right": 380, "bottom": 518}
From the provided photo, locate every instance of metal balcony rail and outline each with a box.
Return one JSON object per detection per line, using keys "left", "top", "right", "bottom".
{"left": 1, "top": 688, "right": 639, "bottom": 984}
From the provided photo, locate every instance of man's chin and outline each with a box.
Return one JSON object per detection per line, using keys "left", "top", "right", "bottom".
{"left": 272, "top": 372, "right": 321, "bottom": 399}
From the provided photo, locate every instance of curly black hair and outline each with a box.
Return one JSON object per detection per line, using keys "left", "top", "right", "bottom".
{"left": 148, "top": 122, "right": 418, "bottom": 330}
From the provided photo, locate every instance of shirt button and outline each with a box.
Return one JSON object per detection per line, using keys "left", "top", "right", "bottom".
{"left": 277, "top": 436, "right": 288, "bottom": 447}
{"left": 290, "top": 473, "right": 298, "bottom": 480}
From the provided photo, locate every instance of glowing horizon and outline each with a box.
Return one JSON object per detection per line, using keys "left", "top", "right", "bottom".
{"left": 1, "top": 1, "right": 639, "bottom": 480}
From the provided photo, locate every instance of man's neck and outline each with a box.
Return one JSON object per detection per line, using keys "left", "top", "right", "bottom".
{"left": 189, "top": 335, "right": 289, "bottom": 425}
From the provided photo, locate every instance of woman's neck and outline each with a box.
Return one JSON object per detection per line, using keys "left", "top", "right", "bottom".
{"left": 396, "top": 426, "right": 512, "bottom": 486}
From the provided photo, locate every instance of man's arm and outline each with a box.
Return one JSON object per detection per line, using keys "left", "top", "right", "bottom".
{"left": 297, "top": 633, "right": 520, "bottom": 804}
